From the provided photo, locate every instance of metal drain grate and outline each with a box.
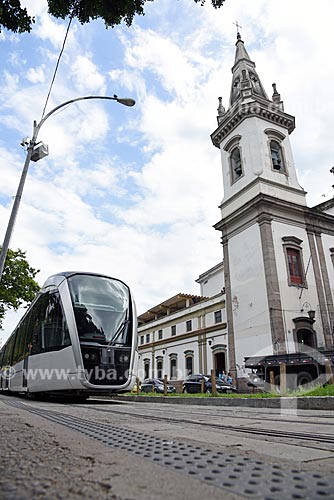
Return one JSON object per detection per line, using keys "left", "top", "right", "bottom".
{"left": 4, "top": 399, "right": 334, "bottom": 500}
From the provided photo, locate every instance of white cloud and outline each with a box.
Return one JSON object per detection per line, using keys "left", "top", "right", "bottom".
{"left": 71, "top": 55, "right": 106, "bottom": 94}
{"left": 26, "top": 65, "right": 46, "bottom": 83}
{"left": 1, "top": 0, "right": 334, "bottom": 343}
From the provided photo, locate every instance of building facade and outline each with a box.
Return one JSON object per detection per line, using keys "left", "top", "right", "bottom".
{"left": 212, "top": 32, "right": 334, "bottom": 381}
{"left": 138, "top": 33, "right": 334, "bottom": 387}
{"left": 137, "top": 263, "right": 230, "bottom": 385}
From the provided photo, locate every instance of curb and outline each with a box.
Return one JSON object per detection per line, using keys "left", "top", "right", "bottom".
{"left": 112, "top": 395, "right": 334, "bottom": 410}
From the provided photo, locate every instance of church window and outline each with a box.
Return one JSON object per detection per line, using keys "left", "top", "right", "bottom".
{"left": 169, "top": 353, "right": 178, "bottom": 379}
{"left": 230, "top": 147, "right": 243, "bottom": 182}
{"left": 185, "top": 352, "right": 194, "bottom": 376}
{"left": 223, "top": 135, "right": 243, "bottom": 185}
{"left": 156, "top": 357, "right": 163, "bottom": 379}
{"left": 265, "top": 129, "right": 287, "bottom": 174}
{"left": 282, "top": 236, "right": 307, "bottom": 288}
{"left": 270, "top": 140, "right": 284, "bottom": 172}
{"left": 144, "top": 359, "right": 150, "bottom": 379}
{"left": 287, "top": 249, "right": 303, "bottom": 284}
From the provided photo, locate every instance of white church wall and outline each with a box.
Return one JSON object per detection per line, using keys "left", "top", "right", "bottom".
{"left": 196, "top": 262, "right": 224, "bottom": 297}
{"left": 322, "top": 233, "right": 334, "bottom": 292}
{"left": 200, "top": 272, "right": 224, "bottom": 297}
{"left": 228, "top": 223, "right": 272, "bottom": 367}
{"left": 220, "top": 118, "right": 304, "bottom": 209}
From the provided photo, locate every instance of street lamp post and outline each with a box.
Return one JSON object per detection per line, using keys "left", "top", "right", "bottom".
{"left": 0, "top": 95, "right": 135, "bottom": 281}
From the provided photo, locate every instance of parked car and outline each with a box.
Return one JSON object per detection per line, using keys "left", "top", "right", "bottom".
{"left": 182, "top": 374, "right": 237, "bottom": 394}
{"left": 140, "top": 378, "right": 176, "bottom": 394}
{"left": 246, "top": 371, "right": 265, "bottom": 391}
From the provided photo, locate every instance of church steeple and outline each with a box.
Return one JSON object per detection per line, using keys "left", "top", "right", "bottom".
{"left": 229, "top": 32, "right": 268, "bottom": 107}
{"left": 211, "top": 34, "right": 305, "bottom": 217}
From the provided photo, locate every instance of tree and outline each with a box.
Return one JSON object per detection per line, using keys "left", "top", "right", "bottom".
{"left": 0, "top": 248, "right": 40, "bottom": 329}
{"left": 0, "top": 0, "right": 225, "bottom": 34}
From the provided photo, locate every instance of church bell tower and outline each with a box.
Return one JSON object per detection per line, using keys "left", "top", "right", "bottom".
{"left": 211, "top": 33, "right": 328, "bottom": 380}
{"left": 212, "top": 32, "right": 306, "bottom": 219}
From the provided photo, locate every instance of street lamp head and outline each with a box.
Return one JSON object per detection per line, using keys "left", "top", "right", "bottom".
{"left": 113, "top": 95, "right": 136, "bottom": 107}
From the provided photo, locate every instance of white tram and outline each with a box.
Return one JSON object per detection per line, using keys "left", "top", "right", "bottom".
{"left": 0, "top": 272, "right": 138, "bottom": 397}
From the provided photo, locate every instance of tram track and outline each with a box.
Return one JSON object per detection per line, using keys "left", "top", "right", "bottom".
{"left": 2, "top": 396, "right": 334, "bottom": 500}
{"left": 73, "top": 402, "right": 334, "bottom": 448}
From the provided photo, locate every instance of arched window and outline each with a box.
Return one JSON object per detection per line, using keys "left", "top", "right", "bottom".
{"left": 143, "top": 359, "right": 150, "bottom": 379}
{"left": 156, "top": 357, "right": 163, "bottom": 379}
{"left": 223, "top": 135, "right": 243, "bottom": 185}
{"left": 184, "top": 350, "right": 194, "bottom": 376}
{"left": 265, "top": 129, "right": 287, "bottom": 174}
{"left": 230, "top": 147, "right": 243, "bottom": 181}
{"left": 270, "top": 140, "right": 284, "bottom": 171}
{"left": 169, "top": 353, "right": 178, "bottom": 380}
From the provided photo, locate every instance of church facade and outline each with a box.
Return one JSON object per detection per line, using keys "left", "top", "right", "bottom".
{"left": 137, "top": 34, "right": 334, "bottom": 386}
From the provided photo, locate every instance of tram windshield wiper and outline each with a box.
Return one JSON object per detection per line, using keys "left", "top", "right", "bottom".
{"left": 108, "top": 319, "right": 130, "bottom": 346}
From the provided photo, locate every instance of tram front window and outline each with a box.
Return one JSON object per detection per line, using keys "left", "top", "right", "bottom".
{"left": 68, "top": 275, "right": 131, "bottom": 345}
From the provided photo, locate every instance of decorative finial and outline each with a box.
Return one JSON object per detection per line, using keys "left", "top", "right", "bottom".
{"left": 272, "top": 82, "right": 283, "bottom": 109}
{"left": 217, "top": 97, "right": 225, "bottom": 116}
{"left": 217, "top": 97, "right": 225, "bottom": 124}
{"left": 233, "top": 21, "right": 243, "bottom": 40}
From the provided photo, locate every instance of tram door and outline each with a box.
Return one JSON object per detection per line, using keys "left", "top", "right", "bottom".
{"left": 215, "top": 352, "right": 226, "bottom": 377}
{"left": 22, "top": 356, "right": 28, "bottom": 388}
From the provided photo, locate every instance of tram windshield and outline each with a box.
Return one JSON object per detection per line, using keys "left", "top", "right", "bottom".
{"left": 68, "top": 274, "right": 130, "bottom": 345}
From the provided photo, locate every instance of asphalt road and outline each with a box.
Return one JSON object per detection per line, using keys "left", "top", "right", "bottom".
{"left": 1, "top": 394, "right": 334, "bottom": 499}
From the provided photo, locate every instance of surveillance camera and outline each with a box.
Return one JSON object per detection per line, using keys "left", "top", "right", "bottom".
{"left": 20, "top": 137, "right": 30, "bottom": 147}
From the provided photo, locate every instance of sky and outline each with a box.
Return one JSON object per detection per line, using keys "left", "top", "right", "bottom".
{"left": 1, "top": 0, "right": 334, "bottom": 343}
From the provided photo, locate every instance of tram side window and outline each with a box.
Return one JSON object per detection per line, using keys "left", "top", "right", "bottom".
{"left": 2, "top": 333, "right": 16, "bottom": 367}
{"left": 30, "top": 292, "right": 71, "bottom": 355}
{"left": 12, "top": 326, "right": 22, "bottom": 365}
{"left": 11, "top": 312, "right": 33, "bottom": 364}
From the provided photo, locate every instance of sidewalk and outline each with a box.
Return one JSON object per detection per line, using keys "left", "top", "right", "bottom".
{"left": 0, "top": 404, "right": 120, "bottom": 500}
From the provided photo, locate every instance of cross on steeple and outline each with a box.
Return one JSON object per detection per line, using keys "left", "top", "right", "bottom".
{"left": 233, "top": 21, "right": 243, "bottom": 39}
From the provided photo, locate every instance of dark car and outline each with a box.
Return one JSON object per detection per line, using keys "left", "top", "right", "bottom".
{"left": 141, "top": 378, "right": 176, "bottom": 394}
{"left": 182, "top": 374, "right": 237, "bottom": 394}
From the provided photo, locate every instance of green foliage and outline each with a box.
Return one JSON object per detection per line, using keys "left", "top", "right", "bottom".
{"left": 0, "top": 0, "right": 34, "bottom": 33}
{"left": 0, "top": 247, "right": 40, "bottom": 329}
{"left": 0, "top": 0, "right": 226, "bottom": 33}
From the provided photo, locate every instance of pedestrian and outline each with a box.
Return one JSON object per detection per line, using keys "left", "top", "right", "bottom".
{"left": 227, "top": 372, "right": 233, "bottom": 384}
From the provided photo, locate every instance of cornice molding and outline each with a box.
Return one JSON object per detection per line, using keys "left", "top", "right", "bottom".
{"left": 211, "top": 99, "right": 295, "bottom": 148}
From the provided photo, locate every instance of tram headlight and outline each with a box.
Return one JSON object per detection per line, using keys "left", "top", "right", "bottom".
{"left": 84, "top": 352, "right": 98, "bottom": 361}
{"left": 119, "top": 355, "right": 129, "bottom": 363}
